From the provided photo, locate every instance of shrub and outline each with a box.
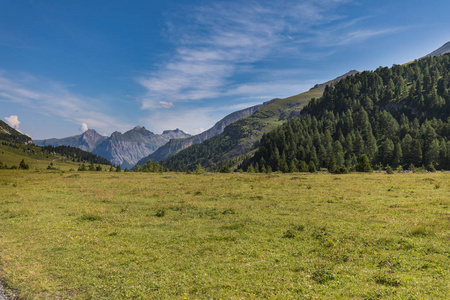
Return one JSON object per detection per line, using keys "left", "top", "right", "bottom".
{"left": 386, "top": 165, "right": 394, "bottom": 174}
{"left": 334, "top": 166, "right": 349, "bottom": 174}
{"left": 374, "top": 274, "right": 402, "bottom": 286}
{"left": 19, "top": 159, "right": 29, "bottom": 170}
{"left": 283, "top": 230, "right": 296, "bottom": 239}
{"left": 155, "top": 209, "right": 166, "bottom": 217}
{"left": 219, "top": 165, "right": 232, "bottom": 173}
{"left": 78, "top": 213, "right": 102, "bottom": 221}
{"left": 312, "top": 267, "right": 336, "bottom": 284}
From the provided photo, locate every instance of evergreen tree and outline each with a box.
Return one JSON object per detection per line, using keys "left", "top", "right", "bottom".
{"left": 195, "top": 163, "right": 205, "bottom": 174}
{"left": 356, "top": 154, "right": 372, "bottom": 172}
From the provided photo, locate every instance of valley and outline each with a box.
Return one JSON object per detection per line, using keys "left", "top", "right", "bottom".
{"left": 0, "top": 170, "right": 448, "bottom": 299}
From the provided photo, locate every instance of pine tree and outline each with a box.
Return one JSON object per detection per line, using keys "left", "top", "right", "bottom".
{"left": 356, "top": 154, "right": 372, "bottom": 172}
{"left": 195, "top": 163, "right": 205, "bottom": 174}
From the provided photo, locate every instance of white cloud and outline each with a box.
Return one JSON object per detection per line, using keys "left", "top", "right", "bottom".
{"left": 190, "top": 128, "right": 205, "bottom": 135}
{"left": 158, "top": 101, "right": 174, "bottom": 109}
{"left": 80, "top": 122, "right": 88, "bottom": 132}
{"left": 5, "top": 115, "right": 20, "bottom": 129}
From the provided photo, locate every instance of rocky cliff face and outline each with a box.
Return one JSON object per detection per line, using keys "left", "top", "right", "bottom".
{"left": 33, "top": 129, "right": 107, "bottom": 152}
{"left": 136, "top": 103, "right": 263, "bottom": 165}
{"left": 92, "top": 126, "right": 190, "bottom": 169}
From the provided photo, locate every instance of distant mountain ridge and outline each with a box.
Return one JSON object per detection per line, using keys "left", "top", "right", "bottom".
{"left": 34, "top": 126, "right": 191, "bottom": 169}
{"left": 136, "top": 103, "right": 264, "bottom": 165}
{"left": 93, "top": 126, "right": 190, "bottom": 168}
{"left": 34, "top": 129, "right": 107, "bottom": 152}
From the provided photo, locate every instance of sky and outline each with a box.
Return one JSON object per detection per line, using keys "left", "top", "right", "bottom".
{"left": 1, "top": 0, "right": 450, "bottom": 139}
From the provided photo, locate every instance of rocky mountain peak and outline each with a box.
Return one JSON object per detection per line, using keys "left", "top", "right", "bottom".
{"left": 162, "top": 128, "right": 180, "bottom": 135}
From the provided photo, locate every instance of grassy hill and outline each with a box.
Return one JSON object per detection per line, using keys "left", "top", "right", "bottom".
{"left": 0, "top": 142, "right": 111, "bottom": 171}
{"left": 160, "top": 72, "right": 357, "bottom": 171}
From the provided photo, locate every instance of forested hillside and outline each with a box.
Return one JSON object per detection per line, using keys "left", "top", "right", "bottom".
{"left": 41, "top": 145, "right": 112, "bottom": 166}
{"left": 160, "top": 72, "right": 357, "bottom": 171}
{"left": 242, "top": 54, "right": 450, "bottom": 172}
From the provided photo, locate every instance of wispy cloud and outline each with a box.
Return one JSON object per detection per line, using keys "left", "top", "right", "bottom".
{"left": 158, "top": 101, "right": 174, "bottom": 109}
{"left": 138, "top": 0, "right": 399, "bottom": 113}
{"left": 0, "top": 71, "right": 131, "bottom": 134}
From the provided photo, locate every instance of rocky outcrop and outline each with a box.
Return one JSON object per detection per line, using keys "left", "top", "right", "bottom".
{"left": 33, "top": 129, "right": 107, "bottom": 152}
{"left": 136, "top": 103, "right": 263, "bottom": 165}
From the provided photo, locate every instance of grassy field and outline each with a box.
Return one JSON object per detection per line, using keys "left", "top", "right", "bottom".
{"left": 0, "top": 170, "right": 448, "bottom": 299}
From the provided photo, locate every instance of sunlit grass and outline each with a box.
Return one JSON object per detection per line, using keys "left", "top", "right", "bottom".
{"left": 0, "top": 170, "right": 448, "bottom": 299}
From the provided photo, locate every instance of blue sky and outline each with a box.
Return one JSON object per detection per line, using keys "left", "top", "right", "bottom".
{"left": 1, "top": 0, "right": 450, "bottom": 139}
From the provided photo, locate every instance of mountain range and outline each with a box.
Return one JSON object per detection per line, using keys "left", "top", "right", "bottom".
{"left": 157, "top": 42, "right": 450, "bottom": 171}
{"left": 159, "top": 70, "right": 358, "bottom": 171}
{"left": 30, "top": 41, "right": 450, "bottom": 171}
{"left": 34, "top": 127, "right": 191, "bottom": 169}
{"left": 136, "top": 103, "right": 263, "bottom": 165}
{"left": 34, "top": 129, "right": 107, "bottom": 152}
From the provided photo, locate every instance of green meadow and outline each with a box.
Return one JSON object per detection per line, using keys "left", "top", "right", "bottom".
{"left": 0, "top": 170, "right": 448, "bottom": 299}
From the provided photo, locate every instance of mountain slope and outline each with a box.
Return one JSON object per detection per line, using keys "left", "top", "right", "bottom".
{"left": 34, "top": 129, "right": 107, "bottom": 152}
{"left": 424, "top": 41, "right": 450, "bottom": 57}
{"left": 0, "top": 120, "right": 32, "bottom": 144}
{"left": 160, "top": 71, "right": 358, "bottom": 171}
{"left": 92, "top": 126, "right": 190, "bottom": 168}
{"left": 136, "top": 104, "right": 263, "bottom": 165}
{"left": 243, "top": 53, "right": 450, "bottom": 172}
{"left": 0, "top": 142, "right": 110, "bottom": 171}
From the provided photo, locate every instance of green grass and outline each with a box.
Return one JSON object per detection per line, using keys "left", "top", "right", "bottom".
{"left": 0, "top": 143, "right": 109, "bottom": 171}
{"left": 0, "top": 171, "right": 449, "bottom": 299}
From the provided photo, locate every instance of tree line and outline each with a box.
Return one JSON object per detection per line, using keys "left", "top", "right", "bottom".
{"left": 41, "top": 145, "right": 112, "bottom": 165}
